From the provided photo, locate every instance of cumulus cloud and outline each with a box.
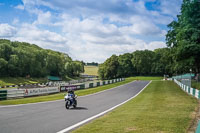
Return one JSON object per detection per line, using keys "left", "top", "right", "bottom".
{"left": 9, "top": 23, "right": 69, "bottom": 53}
{"left": 52, "top": 16, "right": 166, "bottom": 62}
{"left": 159, "top": 0, "right": 182, "bottom": 17}
{"left": 0, "top": 23, "right": 16, "bottom": 38}
{"left": 67, "top": 39, "right": 166, "bottom": 63}
{"left": 146, "top": 41, "right": 166, "bottom": 50}
{"left": 7, "top": 0, "right": 180, "bottom": 62}
{"left": 120, "top": 21, "right": 161, "bottom": 36}
{"left": 33, "top": 11, "right": 52, "bottom": 25}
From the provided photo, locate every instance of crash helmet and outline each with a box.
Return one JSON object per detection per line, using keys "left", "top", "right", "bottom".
{"left": 68, "top": 88, "right": 74, "bottom": 93}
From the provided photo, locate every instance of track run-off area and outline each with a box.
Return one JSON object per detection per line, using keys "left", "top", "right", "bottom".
{"left": 0, "top": 80, "right": 150, "bottom": 133}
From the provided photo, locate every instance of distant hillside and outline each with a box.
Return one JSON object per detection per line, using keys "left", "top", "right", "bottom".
{"left": 0, "top": 39, "right": 84, "bottom": 78}
{"left": 83, "top": 65, "right": 99, "bottom": 76}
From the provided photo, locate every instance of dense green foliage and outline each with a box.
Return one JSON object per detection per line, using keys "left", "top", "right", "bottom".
{"left": 0, "top": 39, "right": 84, "bottom": 78}
{"left": 166, "top": 0, "right": 200, "bottom": 73}
{"left": 85, "top": 62, "right": 98, "bottom": 66}
{"left": 98, "top": 49, "right": 174, "bottom": 79}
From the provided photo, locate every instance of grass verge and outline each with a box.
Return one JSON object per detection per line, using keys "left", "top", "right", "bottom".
{"left": 0, "top": 77, "right": 47, "bottom": 87}
{"left": 192, "top": 80, "right": 200, "bottom": 90}
{"left": 72, "top": 81, "right": 198, "bottom": 133}
{"left": 129, "top": 76, "right": 163, "bottom": 80}
{"left": 0, "top": 77, "right": 135, "bottom": 105}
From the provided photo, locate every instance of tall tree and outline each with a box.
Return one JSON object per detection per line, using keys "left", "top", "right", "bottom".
{"left": 98, "top": 55, "right": 119, "bottom": 79}
{"left": 118, "top": 53, "right": 134, "bottom": 77}
{"left": 166, "top": 0, "right": 200, "bottom": 73}
{"left": 131, "top": 50, "right": 154, "bottom": 75}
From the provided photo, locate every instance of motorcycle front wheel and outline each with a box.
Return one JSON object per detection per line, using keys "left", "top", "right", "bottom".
{"left": 65, "top": 101, "right": 70, "bottom": 109}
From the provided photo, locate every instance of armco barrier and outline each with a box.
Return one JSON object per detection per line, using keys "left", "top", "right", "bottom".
{"left": 59, "top": 78, "right": 124, "bottom": 91}
{"left": 7, "top": 89, "right": 24, "bottom": 99}
{"left": 60, "top": 85, "right": 80, "bottom": 92}
{"left": 85, "top": 83, "right": 90, "bottom": 89}
{"left": 97, "top": 82, "right": 100, "bottom": 86}
{"left": 174, "top": 79, "right": 200, "bottom": 99}
{"left": 0, "top": 90, "right": 7, "bottom": 100}
{"left": 93, "top": 82, "right": 97, "bottom": 87}
{"left": 105, "top": 81, "right": 108, "bottom": 85}
{"left": 89, "top": 83, "right": 93, "bottom": 88}
{"left": 1, "top": 78, "right": 125, "bottom": 100}
{"left": 0, "top": 78, "right": 94, "bottom": 89}
{"left": 24, "top": 87, "right": 59, "bottom": 97}
{"left": 80, "top": 84, "right": 85, "bottom": 89}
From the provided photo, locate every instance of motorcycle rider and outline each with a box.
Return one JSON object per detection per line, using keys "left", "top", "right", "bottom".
{"left": 67, "top": 89, "right": 76, "bottom": 104}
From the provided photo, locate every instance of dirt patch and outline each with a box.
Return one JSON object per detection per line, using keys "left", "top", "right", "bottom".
{"left": 187, "top": 100, "right": 200, "bottom": 133}
{"left": 125, "top": 127, "right": 138, "bottom": 132}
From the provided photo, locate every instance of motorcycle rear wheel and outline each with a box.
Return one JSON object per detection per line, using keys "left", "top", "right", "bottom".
{"left": 73, "top": 100, "right": 77, "bottom": 108}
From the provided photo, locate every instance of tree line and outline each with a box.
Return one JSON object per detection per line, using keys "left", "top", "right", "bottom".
{"left": 0, "top": 39, "right": 84, "bottom": 78}
{"left": 99, "top": 0, "right": 200, "bottom": 80}
{"left": 98, "top": 48, "right": 195, "bottom": 80}
{"left": 84, "top": 62, "right": 99, "bottom": 66}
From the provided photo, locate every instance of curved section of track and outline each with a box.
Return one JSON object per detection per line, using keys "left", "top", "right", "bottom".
{"left": 0, "top": 81, "right": 150, "bottom": 133}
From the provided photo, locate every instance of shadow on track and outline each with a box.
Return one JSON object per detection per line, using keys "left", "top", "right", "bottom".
{"left": 69, "top": 107, "right": 88, "bottom": 110}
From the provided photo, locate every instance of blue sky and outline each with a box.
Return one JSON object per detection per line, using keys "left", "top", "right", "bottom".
{"left": 0, "top": 0, "right": 182, "bottom": 63}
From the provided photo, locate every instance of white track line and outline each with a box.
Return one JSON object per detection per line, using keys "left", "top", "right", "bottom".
{"left": 79, "top": 80, "right": 136, "bottom": 98}
{"left": 0, "top": 81, "right": 136, "bottom": 108}
{"left": 57, "top": 81, "right": 152, "bottom": 133}
{"left": 0, "top": 99, "right": 63, "bottom": 108}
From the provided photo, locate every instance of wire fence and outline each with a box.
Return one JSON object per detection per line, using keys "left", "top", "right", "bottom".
{"left": 173, "top": 73, "right": 200, "bottom": 90}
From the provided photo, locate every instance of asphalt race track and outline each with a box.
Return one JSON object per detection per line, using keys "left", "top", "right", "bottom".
{"left": 0, "top": 81, "right": 150, "bottom": 133}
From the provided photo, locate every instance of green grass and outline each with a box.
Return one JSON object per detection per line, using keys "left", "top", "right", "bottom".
{"left": 72, "top": 81, "right": 198, "bottom": 133}
{"left": 0, "top": 77, "right": 47, "bottom": 87}
{"left": 192, "top": 80, "right": 200, "bottom": 90}
{"left": 128, "top": 76, "right": 163, "bottom": 80}
{"left": 0, "top": 77, "right": 136, "bottom": 105}
{"left": 83, "top": 65, "right": 99, "bottom": 76}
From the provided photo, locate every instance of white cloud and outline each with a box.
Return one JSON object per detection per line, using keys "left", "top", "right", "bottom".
{"left": 159, "top": 0, "right": 182, "bottom": 17}
{"left": 120, "top": 21, "right": 161, "bottom": 36}
{"left": 6, "top": 14, "right": 167, "bottom": 62}
{"left": 52, "top": 16, "right": 166, "bottom": 62}
{"left": 67, "top": 39, "right": 166, "bottom": 63}
{"left": 15, "top": 5, "right": 24, "bottom": 10}
{"left": 145, "top": 41, "right": 166, "bottom": 50}
{"left": 33, "top": 11, "right": 52, "bottom": 25}
{"left": 4, "top": 0, "right": 180, "bottom": 62}
{"left": 0, "top": 23, "right": 16, "bottom": 38}
{"left": 12, "top": 18, "right": 19, "bottom": 25}
{"left": 9, "top": 23, "right": 69, "bottom": 53}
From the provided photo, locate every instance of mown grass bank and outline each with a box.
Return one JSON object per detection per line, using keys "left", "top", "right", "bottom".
{"left": 0, "top": 77, "right": 47, "bottom": 87}
{"left": 83, "top": 65, "right": 99, "bottom": 76}
{"left": 0, "top": 77, "right": 136, "bottom": 105}
{"left": 73, "top": 81, "right": 198, "bottom": 133}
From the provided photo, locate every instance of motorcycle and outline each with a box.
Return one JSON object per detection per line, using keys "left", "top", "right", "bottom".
{"left": 64, "top": 94, "right": 77, "bottom": 109}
